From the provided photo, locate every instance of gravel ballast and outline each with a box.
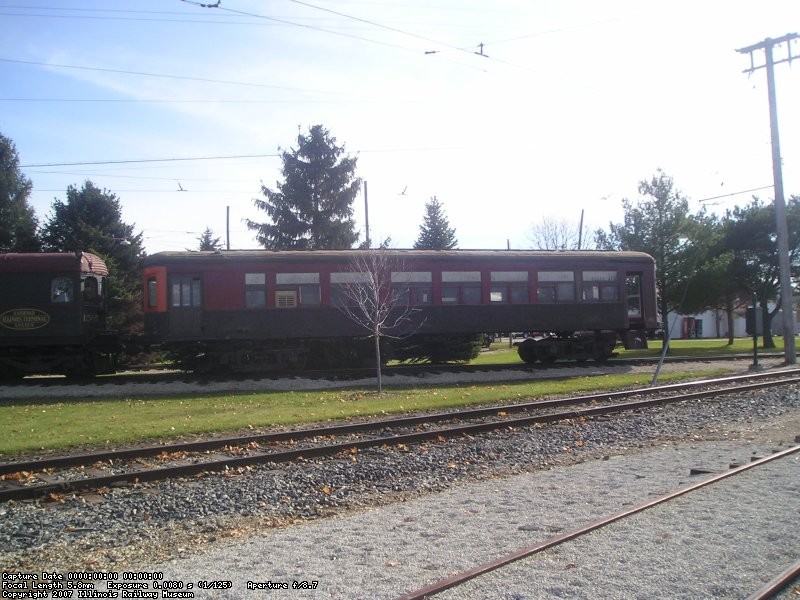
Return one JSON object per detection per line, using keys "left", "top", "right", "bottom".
{"left": 1, "top": 360, "right": 798, "bottom": 599}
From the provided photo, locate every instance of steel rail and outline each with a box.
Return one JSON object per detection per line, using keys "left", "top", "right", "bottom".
{"left": 1, "top": 375, "right": 798, "bottom": 503}
{"left": 2, "top": 369, "right": 797, "bottom": 476}
{"left": 395, "top": 445, "right": 800, "bottom": 600}
{"left": 744, "top": 558, "right": 800, "bottom": 600}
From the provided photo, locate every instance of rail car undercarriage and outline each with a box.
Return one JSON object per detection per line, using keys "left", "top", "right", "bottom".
{"left": 516, "top": 331, "right": 623, "bottom": 364}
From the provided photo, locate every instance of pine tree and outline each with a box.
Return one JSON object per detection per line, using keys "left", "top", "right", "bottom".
{"left": 413, "top": 196, "right": 457, "bottom": 250}
{"left": 197, "top": 227, "right": 222, "bottom": 251}
{"left": 0, "top": 132, "right": 40, "bottom": 252}
{"left": 40, "top": 181, "right": 145, "bottom": 334}
{"left": 247, "top": 125, "right": 360, "bottom": 250}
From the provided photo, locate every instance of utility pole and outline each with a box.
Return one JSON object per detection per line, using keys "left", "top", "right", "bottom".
{"left": 736, "top": 33, "right": 799, "bottom": 365}
{"left": 364, "top": 180, "right": 370, "bottom": 248}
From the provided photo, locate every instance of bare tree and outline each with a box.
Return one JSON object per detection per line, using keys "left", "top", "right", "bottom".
{"left": 527, "top": 215, "right": 588, "bottom": 250}
{"left": 335, "top": 250, "right": 424, "bottom": 392}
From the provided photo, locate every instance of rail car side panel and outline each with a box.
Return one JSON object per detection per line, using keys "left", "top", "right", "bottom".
{"left": 148, "top": 302, "right": 628, "bottom": 342}
{"left": 142, "top": 250, "right": 658, "bottom": 350}
{"left": 0, "top": 253, "right": 109, "bottom": 343}
{"left": 0, "top": 252, "right": 115, "bottom": 376}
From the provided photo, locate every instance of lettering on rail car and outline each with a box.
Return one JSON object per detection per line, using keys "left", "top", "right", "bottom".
{"left": 0, "top": 309, "right": 50, "bottom": 331}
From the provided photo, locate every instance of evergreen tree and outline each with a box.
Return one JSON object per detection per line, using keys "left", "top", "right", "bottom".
{"left": 247, "top": 125, "right": 360, "bottom": 250}
{"left": 413, "top": 196, "right": 457, "bottom": 250}
{"left": 40, "top": 181, "right": 145, "bottom": 334}
{"left": 197, "top": 227, "right": 223, "bottom": 251}
{"left": 723, "top": 196, "right": 800, "bottom": 347}
{"left": 595, "top": 170, "right": 694, "bottom": 345}
{"left": 0, "top": 132, "right": 40, "bottom": 251}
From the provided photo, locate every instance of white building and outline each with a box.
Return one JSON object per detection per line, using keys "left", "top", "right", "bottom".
{"left": 667, "top": 299, "right": 799, "bottom": 339}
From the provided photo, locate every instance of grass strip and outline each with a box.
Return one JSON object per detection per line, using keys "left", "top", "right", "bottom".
{"left": 476, "top": 337, "right": 788, "bottom": 364}
{"left": 0, "top": 370, "right": 726, "bottom": 456}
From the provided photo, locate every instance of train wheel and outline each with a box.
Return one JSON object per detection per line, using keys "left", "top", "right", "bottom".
{"left": 517, "top": 339, "right": 539, "bottom": 364}
{"left": 592, "top": 344, "right": 614, "bottom": 362}
{"left": 538, "top": 352, "right": 557, "bottom": 364}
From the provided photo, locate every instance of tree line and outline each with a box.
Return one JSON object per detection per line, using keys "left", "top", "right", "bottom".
{"left": 2, "top": 127, "right": 797, "bottom": 347}
{"left": 592, "top": 170, "right": 799, "bottom": 348}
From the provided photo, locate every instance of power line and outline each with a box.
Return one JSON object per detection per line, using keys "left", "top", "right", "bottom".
{"left": 0, "top": 58, "right": 375, "bottom": 98}
{"left": 696, "top": 185, "right": 775, "bottom": 204}
{"left": 179, "top": 0, "right": 420, "bottom": 54}
{"left": 21, "top": 153, "right": 280, "bottom": 168}
{"left": 285, "top": 0, "right": 472, "bottom": 56}
{"left": 282, "top": 0, "right": 530, "bottom": 70}
{"left": 180, "top": 0, "right": 489, "bottom": 71}
{"left": 0, "top": 97, "right": 398, "bottom": 104}
{"left": 20, "top": 146, "right": 464, "bottom": 169}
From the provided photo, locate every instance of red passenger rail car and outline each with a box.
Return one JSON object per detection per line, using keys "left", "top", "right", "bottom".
{"left": 142, "top": 249, "right": 658, "bottom": 371}
{"left": 0, "top": 252, "right": 118, "bottom": 378}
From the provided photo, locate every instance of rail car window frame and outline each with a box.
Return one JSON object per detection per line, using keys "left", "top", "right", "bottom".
{"left": 330, "top": 272, "right": 371, "bottom": 307}
{"left": 391, "top": 271, "right": 432, "bottom": 306}
{"left": 537, "top": 271, "right": 575, "bottom": 303}
{"left": 51, "top": 276, "right": 74, "bottom": 303}
{"left": 582, "top": 270, "right": 618, "bottom": 302}
{"left": 276, "top": 273, "right": 321, "bottom": 308}
{"left": 147, "top": 277, "right": 158, "bottom": 309}
{"left": 81, "top": 275, "right": 101, "bottom": 304}
{"left": 170, "top": 276, "right": 202, "bottom": 308}
{"left": 441, "top": 271, "right": 482, "bottom": 305}
{"left": 490, "top": 271, "right": 529, "bottom": 304}
{"left": 245, "top": 273, "right": 266, "bottom": 309}
{"left": 626, "top": 273, "right": 643, "bottom": 318}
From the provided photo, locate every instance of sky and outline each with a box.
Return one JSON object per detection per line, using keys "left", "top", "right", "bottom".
{"left": 1, "top": 1, "right": 799, "bottom": 254}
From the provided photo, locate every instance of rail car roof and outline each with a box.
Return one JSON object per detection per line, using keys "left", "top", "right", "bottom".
{"left": 0, "top": 252, "right": 109, "bottom": 275}
{"left": 143, "top": 249, "right": 655, "bottom": 266}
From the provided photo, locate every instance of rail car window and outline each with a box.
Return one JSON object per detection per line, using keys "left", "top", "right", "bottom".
{"left": 245, "top": 273, "right": 266, "bottom": 308}
{"left": 51, "top": 277, "right": 74, "bottom": 303}
{"left": 490, "top": 271, "right": 529, "bottom": 304}
{"left": 147, "top": 277, "right": 158, "bottom": 308}
{"left": 582, "top": 271, "right": 618, "bottom": 302}
{"left": 330, "top": 272, "right": 371, "bottom": 307}
{"left": 274, "top": 285, "right": 320, "bottom": 308}
{"left": 82, "top": 276, "right": 100, "bottom": 303}
{"left": 392, "top": 272, "right": 432, "bottom": 306}
{"left": 490, "top": 285, "right": 529, "bottom": 303}
{"left": 171, "top": 277, "right": 202, "bottom": 308}
{"left": 300, "top": 285, "right": 320, "bottom": 305}
{"left": 276, "top": 273, "right": 321, "bottom": 307}
{"left": 393, "top": 286, "right": 432, "bottom": 305}
{"left": 626, "top": 274, "right": 642, "bottom": 317}
{"left": 537, "top": 271, "right": 575, "bottom": 303}
{"left": 442, "top": 271, "right": 482, "bottom": 305}
{"left": 441, "top": 285, "right": 482, "bottom": 304}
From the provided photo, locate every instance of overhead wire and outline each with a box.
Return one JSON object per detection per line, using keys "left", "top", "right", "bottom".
{"left": 0, "top": 97, "right": 402, "bottom": 104}
{"left": 0, "top": 58, "right": 376, "bottom": 98}
{"left": 20, "top": 146, "right": 465, "bottom": 169}
{"left": 179, "top": 0, "right": 422, "bottom": 54}
{"left": 696, "top": 186, "right": 775, "bottom": 204}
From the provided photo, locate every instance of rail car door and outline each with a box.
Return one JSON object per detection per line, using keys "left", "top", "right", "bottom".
{"left": 169, "top": 275, "right": 203, "bottom": 337}
{"left": 624, "top": 272, "right": 649, "bottom": 348}
{"left": 626, "top": 273, "right": 644, "bottom": 324}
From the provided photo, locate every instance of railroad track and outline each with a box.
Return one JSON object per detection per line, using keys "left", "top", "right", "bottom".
{"left": 395, "top": 443, "right": 800, "bottom": 600}
{"left": 1, "top": 369, "right": 798, "bottom": 502}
